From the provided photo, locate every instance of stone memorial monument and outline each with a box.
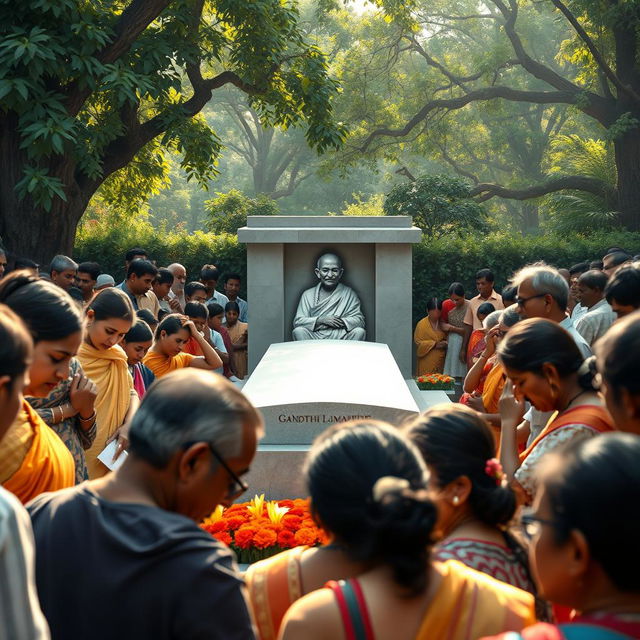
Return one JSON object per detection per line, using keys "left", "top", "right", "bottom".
{"left": 238, "top": 215, "right": 422, "bottom": 377}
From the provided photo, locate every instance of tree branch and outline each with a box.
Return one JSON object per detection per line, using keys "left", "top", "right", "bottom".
{"left": 66, "top": 0, "right": 171, "bottom": 116}
{"left": 490, "top": 0, "right": 614, "bottom": 122}
{"left": 360, "top": 85, "right": 599, "bottom": 151}
{"left": 470, "top": 175, "right": 615, "bottom": 202}
{"left": 549, "top": 0, "right": 640, "bottom": 104}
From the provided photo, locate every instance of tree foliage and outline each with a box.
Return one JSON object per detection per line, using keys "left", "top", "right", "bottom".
{"left": 205, "top": 189, "right": 279, "bottom": 234}
{"left": 0, "top": 0, "right": 346, "bottom": 261}
{"left": 383, "top": 174, "right": 489, "bottom": 237}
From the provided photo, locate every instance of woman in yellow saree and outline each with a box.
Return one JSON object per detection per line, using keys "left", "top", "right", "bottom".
{"left": 78, "top": 288, "right": 138, "bottom": 478}
{"left": 0, "top": 274, "right": 79, "bottom": 501}
{"left": 414, "top": 298, "right": 447, "bottom": 375}
{"left": 254, "top": 421, "right": 535, "bottom": 640}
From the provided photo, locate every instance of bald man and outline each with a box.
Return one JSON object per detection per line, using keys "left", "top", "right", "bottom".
{"left": 167, "top": 263, "right": 186, "bottom": 312}
{"left": 292, "top": 253, "right": 365, "bottom": 341}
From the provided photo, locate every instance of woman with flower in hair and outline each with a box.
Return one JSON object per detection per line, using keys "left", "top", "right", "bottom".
{"left": 405, "top": 404, "right": 536, "bottom": 595}
{"left": 272, "top": 421, "right": 535, "bottom": 640}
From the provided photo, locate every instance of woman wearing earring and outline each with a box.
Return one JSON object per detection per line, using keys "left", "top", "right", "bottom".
{"left": 497, "top": 318, "right": 614, "bottom": 503}
{"left": 405, "top": 404, "right": 536, "bottom": 594}
{"left": 0, "top": 274, "right": 78, "bottom": 502}
{"left": 482, "top": 433, "right": 640, "bottom": 640}
{"left": 277, "top": 421, "right": 535, "bottom": 640}
{"left": 78, "top": 288, "right": 139, "bottom": 478}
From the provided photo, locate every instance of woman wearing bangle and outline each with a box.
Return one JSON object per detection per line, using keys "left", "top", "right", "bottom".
{"left": 27, "top": 358, "right": 97, "bottom": 483}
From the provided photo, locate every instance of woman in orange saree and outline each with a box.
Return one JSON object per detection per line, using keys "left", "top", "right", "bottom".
{"left": 0, "top": 273, "right": 80, "bottom": 501}
{"left": 143, "top": 314, "right": 221, "bottom": 379}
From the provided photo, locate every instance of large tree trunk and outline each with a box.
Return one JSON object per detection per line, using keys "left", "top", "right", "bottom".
{"left": 0, "top": 193, "right": 88, "bottom": 267}
{"left": 614, "top": 128, "right": 640, "bottom": 231}
{"left": 0, "top": 115, "right": 91, "bottom": 265}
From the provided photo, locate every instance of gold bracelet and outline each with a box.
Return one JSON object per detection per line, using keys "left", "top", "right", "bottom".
{"left": 79, "top": 411, "right": 96, "bottom": 423}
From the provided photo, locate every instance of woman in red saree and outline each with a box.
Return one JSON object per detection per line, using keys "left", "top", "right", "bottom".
{"left": 496, "top": 318, "right": 614, "bottom": 503}
{"left": 482, "top": 434, "right": 640, "bottom": 640}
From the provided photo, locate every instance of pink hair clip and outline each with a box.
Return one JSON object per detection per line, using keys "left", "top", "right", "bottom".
{"left": 485, "top": 458, "right": 504, "bottom": 486}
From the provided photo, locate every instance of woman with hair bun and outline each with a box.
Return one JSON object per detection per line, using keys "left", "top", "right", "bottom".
{"left": 277, "top": 421, "right": 535, "bottom": 640}
{"left": 0, "top": 273, "right": 77, "bottom": 502}
{"left": 497, "top": 318, "right": 614, "bottom": 502}
{"left": 78, "top": 287, "right": 139, "bottom": 478}
{"left": 483, "top": 433, "right": 640, "bottom": 640}
{"left": 405, "top": 403, "right": 535, "bottom": 594}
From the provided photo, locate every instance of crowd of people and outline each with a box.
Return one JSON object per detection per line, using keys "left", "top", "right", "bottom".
{"left": 1, "top": 241, "right": 640, "bottom": 640}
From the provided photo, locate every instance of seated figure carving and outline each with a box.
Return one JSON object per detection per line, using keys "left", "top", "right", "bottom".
{"left": 292, "top": 253, "right": 366, "bottom": 341}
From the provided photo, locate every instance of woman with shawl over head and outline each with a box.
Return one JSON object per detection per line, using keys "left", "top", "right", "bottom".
{"left": 0, "top": 272, "right": 77, "bottom": 502}
{"left": 78, "top": 288, "right": 138, "bottom": 478}
{"left": 270, "top": 421, "right": 536, "bottom": 640}
{"left": 482, "top": 434, "right": 640, "bottom": 640}
{"left": 462, "top": 307, "right": 520, "bottom": 429}
{"left": 142, "top": 313, "right": 222, "bottom": 379}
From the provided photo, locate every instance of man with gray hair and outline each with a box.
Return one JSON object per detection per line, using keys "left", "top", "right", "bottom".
{"left": 511, "top": 262, "right": 591, "bottom": 358}
{"left": 49, "top": 254, "right": 78, "bottom": 291}
{"left": 167, "top": 262, "right": 187, "bottom": 312}
{"left": 28, "top": 369, "right": 262, "bottom": 640}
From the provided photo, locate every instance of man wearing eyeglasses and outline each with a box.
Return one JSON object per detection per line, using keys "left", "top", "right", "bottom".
{"left": 27, "top": 369, "right": 263, "bottom": 640}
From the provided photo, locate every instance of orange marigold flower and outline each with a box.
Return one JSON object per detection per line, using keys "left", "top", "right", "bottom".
{"left": 234, "top": 526, "right": 257, "bottom": 549}
{"left": 253, "top": 528, "right": 278, "bottom": 549}
{"left": 278, "top": 500, "right": 295, "bottom": 508}
{"left": 214, "top": 531, "right": 233, "bottom": 546}
{"left": 277, "top": 529, "right": 296, "bottom": 548}
{"left": 294, "top": 527, "right": 318, "bottom": 546}
{"left": 282, "top": 514, "right": 302, "bottom": 531}
{"left": 224, "top": 515, "right": 248, "bottom": 530}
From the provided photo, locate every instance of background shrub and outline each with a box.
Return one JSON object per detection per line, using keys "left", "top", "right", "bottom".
{"left": 75, "top": 220, "right": 640, "bottom": 322}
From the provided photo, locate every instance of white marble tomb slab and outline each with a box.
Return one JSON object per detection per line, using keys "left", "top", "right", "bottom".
{"left": 241, "top": 340, "right": 420, "bottom": 445}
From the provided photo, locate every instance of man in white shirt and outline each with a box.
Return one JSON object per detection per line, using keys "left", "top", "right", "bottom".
{"left": 167, "top": 263, "right": 187, "bottom": 312}
{"left": 575, "top": 270, "right": 616, "bottom": 346}
{"left": 568, "top": 261, "right": 589, "bottom": 323}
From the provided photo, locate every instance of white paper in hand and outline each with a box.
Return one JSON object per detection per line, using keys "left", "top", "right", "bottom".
{"left": 97, "top": 440, "right": 128, "bottom": 471}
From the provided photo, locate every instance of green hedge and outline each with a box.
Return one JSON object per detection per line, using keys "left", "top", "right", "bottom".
{"left": 74, "top": 222, "right": 640, "bottom": 322}
{"left": 74, "top": 219, "right": 246, "bottom": 288}
{"left": 411, "top": 230, "right": 640, "bottom": 322}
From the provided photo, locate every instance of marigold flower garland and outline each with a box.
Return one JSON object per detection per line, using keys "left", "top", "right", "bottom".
{"left": 415, "top": 373, "right": 455, "bottom": 391}
{"left": 200, "top": 495, "right": 328, "bottom": 563}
